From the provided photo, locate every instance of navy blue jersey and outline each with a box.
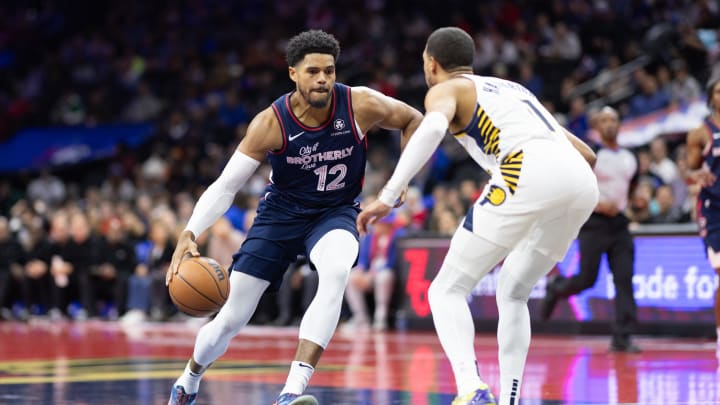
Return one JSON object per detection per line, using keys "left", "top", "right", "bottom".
{"left": 700, "top": 117, "right": 720, "bottom": 202}
{"left": 266, "top": 83, "right": 367, "bottom": 212}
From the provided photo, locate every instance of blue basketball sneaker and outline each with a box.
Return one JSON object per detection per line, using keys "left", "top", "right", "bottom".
{"left": 272, "top": 393, "right": 319, "bottom": 405}
{"left": 450, "top": 384, "right": 497, "bottom": 405}
{"left": 168, "top": 385, "right": 197, "bottom": 405}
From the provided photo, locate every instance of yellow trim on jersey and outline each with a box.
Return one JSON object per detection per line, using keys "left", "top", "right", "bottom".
{"left": 500, "top": 150, "right": 523, "bottom": 194}
{"left": 477, "top": 107, "right": 501, "bottom": 157}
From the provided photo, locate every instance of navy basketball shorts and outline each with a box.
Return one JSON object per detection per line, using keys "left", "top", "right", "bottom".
{"left": 230, "top": 200, "right": 360, "bottom": 291}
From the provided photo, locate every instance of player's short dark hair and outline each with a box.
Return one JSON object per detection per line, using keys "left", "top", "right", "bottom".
{"left": 286, "top": 30, "right": 341, "bottom": 67}
{"left": 426, "top": 27, "right": 474, "bottom": 71}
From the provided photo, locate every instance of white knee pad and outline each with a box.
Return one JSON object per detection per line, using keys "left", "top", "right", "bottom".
{"left": 497, "top": 247, "right": 557, "bottom": 304}
{"left": 496, "top": 269, "right": 533, "bottom": 303}
{"left": 301, "top": 229, "right": 358, "bottom": 348}
{"left": 193, "top": 271, "right": 270, "bottom": 366}
{"left": 429, "top": 264, "right": 477, "bottom": 309}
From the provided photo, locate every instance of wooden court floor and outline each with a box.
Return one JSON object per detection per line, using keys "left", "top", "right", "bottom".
{"left": 0, "top": 319, "right": 717, "bottom": 404}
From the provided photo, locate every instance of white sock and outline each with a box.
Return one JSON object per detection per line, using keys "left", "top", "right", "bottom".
{"left": 494, "top": 250, "right": 555, "bottom": 405}
{"left": 452, "top": 360, "right": 482, "bottom": 396}
{"left": 280, "top": 361, "right": 314, "bottom": 395}
{"left": 174, "top": 361, "right": 204, "bottom": 394}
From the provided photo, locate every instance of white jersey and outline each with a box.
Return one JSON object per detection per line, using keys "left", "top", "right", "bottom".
{"left": 453, "top": 74, "right": 572, "bottom": 194}
{"left": 594, "top": 147, "right": 636, "bottom": 212}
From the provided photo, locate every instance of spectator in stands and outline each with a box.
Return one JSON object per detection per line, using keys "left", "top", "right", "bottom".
{"left": 217, "top": 89, "right": 249, "bottom": 133}
{"left": 656, "top": 65, "right": 673, "bottom": 100}
{"left": 119, "top": 199, "right": 147, "bottom": 242}
{"left": 635, "top": 148, "right": 665, "bottom": 191}
{"left": 94, "top": 217, "right": 136, "bottom": 319}
{"left": 51, "top": 91, "right": 86, "bottom": 125}
{"left": 122, "top": 81, "right": 165, "bottom": 123}
{"left": 26, "top": 169, "right": 67, "bottom": 209}
{"left": 434, "top": 207, "right": 460, "bottom": 237}
{"left": 650, "top": 184, "right": 687, "bottom": 223}
{"left": 626, "top": 181, "right": 654, "bottom": 225}
{"left": 628, "top": 73, "right": 670, "bottom": 117}
{"left": 22, "top": 220, "right": 54, "bottom": 317}
{"left": 174, "top": 192, "right": 198, "bottom": 236}
{"left": 0, "top": 180, "right": 23, "bottom": 218}
{"left": 595, "top": 54, "right": 632, "bottom": 102}
{"left": 61, "top": 211, "right": 103, "bottom": 319}
{"left": 400, "top": 186, "right": 427, "bottom": 232}
{"left": 44, "top": 211, "right": 73, "bottom": 320}
{"left": 344, "top": 212, "right": 405, "bottom": 331}
{"left": 566, "top": 96, "right": 591, "bottom": 142}
{"left": 458, "top": 179, "right": 482, "bottom": 210}
{"left": 473, "top": 28, "right": 500, "bottom": 74}
{"left": 539, "top": 22, "right": 582, "bottom": 61}
{"left": 670, "top": 59, "right": 702, "bottom": 104}
{"left": 649, "top": 137, "right": 681, "bottom": 186}
{"left": 127, "top": 218, "right": 174, "bottom": 322}
{"left": 100, "top": 163, "right": 137, "bottom": 203}
{"left": 0, "top": 216, "right": 29, "bottom": 321}
{"left": 517, "top": 62, "right": 544, "bottom": 98}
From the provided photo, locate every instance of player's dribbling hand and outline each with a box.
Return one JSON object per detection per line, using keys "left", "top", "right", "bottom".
{"left": 357, "top": 199, "right": 393, "bottom": 234}
{"left": 166, "top": 230, "right": 200, "bottom": 286}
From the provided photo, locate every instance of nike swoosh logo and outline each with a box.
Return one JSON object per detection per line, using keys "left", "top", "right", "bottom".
{"left": 298, "top": 363, "right": 314, "bottom": 369}
{"left": 289, "top": 131, "right": 305, "bottom": 141}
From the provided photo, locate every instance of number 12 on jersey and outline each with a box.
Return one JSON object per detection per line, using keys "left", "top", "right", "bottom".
{"left": 314, "top": 164, "right": 347, "bottom": 191}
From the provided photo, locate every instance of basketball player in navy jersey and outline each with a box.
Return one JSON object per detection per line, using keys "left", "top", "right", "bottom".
{"left": 686, "top": 72, "right": 720, "bottom": 352}
{"left": 166, "top": 30, "right": 422, "bottom": 405}
{"left": 358, "top": 27, "right": 598, "bottom": 405}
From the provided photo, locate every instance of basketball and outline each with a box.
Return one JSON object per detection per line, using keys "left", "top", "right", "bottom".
{"left": 169, "top": 255, "right": 230, "bottom": 317}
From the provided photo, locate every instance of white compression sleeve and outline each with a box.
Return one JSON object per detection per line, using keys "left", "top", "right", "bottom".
{"left": 378, "top": 111, "right": 448, "bottom": 206}
{"left": 184, "top": 151, "right": 261, "bottom": 237}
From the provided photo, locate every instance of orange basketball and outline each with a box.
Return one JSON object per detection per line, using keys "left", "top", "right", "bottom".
{"left": 169, "top": 256, "right": 230, "bottom": 317}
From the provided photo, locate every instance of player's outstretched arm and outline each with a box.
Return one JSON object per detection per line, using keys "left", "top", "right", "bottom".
{"left": 379, "top": 83, "right": 456, "bottom": 206}
{"left": 351, "top": 86, "right": 423, "bottom": 151}
{"left": 356, "top": 84, "right": 455, "bottom": 233}
{"left": 167, "top": 108, "right": 281, "bottom": 285}
{"left": 352, "top": 86, "right": 423, "bottom": 207}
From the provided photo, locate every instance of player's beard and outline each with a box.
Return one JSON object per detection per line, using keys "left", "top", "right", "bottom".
{"left": 299, "top": 86, "right": 331, "bottom": 108}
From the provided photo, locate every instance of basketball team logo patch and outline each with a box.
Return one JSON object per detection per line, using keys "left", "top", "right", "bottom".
{"left": 482, "top": 185, "right": 506, "bottom": 206}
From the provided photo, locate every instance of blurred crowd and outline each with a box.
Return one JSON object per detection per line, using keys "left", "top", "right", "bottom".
{"left": 1, "top": 0, "right": 719, "bottom": 323}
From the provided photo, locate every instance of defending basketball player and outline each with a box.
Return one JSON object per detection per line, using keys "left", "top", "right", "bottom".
{"left": 165, "top": 30, "right": 422, "bottom": 405}
{"left": 685, "top": 71, "right": 720, "bottom": 353}
{"left": 357, "top": 27, "right": 599, "bottom": 405}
